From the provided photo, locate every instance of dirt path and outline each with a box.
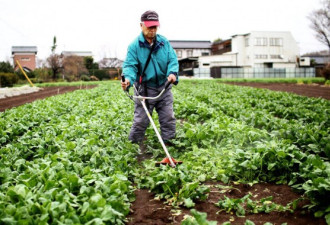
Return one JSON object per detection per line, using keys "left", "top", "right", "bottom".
{"left": 127, "top": 182, "right": 326, "bottom": 225}
{"left": 0, "top": 85, "right": 97, "bottom": 112}
{"left": 226, "top": 82, "right": 330, "bottom": 100}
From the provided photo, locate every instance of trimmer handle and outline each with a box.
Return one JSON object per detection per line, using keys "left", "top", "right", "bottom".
{"left": 121, "top": 75, "right": 129, "bottom": 92}
{"left": 164, "top": 81, "right": 172, "bottom": 90}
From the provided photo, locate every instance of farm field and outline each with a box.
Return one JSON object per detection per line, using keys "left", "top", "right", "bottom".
{"left": 0, "top": 80, "right": 329, "bottom": 225}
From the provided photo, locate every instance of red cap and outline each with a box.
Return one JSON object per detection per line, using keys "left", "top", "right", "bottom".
{"left": 143, "top": 20, "right": 160, "bottom": 27}
{"left": 141, "top": 10, "right": 160, "bottom": 27}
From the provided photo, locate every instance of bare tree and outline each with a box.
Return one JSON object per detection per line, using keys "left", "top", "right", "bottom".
{"left": 62, "top": 55, "right": 88, "bottom": 81}
{"left": 47, "top": 54, "right": 62, "bottom": 80}
{"left": 99, "top": 57, "right": 123, "bottom": 68}
{"left": 308, "top": 0, "right": 330, "bottom": 52}
{"left": 47, "top": 36, "right": 62, "bottom": 80}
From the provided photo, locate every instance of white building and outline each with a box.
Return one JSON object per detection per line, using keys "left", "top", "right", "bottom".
{"left": 199, "top": 31, "right": 299, "bottom": 69}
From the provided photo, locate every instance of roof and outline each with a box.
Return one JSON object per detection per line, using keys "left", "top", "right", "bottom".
{"left": 12, "top": 46, "right": 37, "bottom": 54}
{"left": 309, "top": 56, "right": 330, "bottom": 64}
{"left": 169, "top": 40, "right": 211, "bottom": 49}
{"left": 212, "top": 39, "right": 231, "bottom": 45}
{"left": 61, "top": 51, "right": 93, "bottom": 57}
{"left": 178, "top": 57, "right": 199, "bottom": 62}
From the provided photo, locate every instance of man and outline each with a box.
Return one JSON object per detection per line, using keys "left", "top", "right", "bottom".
{"left": 121, "top": 10, "right": 179, "bottom": 145}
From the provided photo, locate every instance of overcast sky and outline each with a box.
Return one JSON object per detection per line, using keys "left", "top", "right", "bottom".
{"left": 0, "top": 0, "right": 326, "bottom": 63}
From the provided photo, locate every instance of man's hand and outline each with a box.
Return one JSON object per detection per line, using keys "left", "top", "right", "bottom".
{"left": 167, "top": 74, "right": 176, "bottom": 83}
{"left": 121, "top": 79, "right": 130, "bottom": 91}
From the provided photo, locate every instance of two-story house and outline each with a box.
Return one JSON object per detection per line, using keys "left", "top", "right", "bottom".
{"left": 169, "top": 40, "right": 211, "bottom": 75}
{"left": 200, "top": 31, "right": 299, "bottom": 69}
{"left": 196, "top": 31, "right": 309, "bottom": 78}
{"left": 12, "top": 46, "right": 38, "bottom": 71}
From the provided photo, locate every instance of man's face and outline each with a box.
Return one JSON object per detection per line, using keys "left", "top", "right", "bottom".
{"left": 141, "top": 22, "right": 158, "bottom": 40}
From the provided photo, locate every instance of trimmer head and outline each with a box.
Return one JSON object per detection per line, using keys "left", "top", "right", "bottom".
{"left": 155, "top": 157, "right": 183, "bottom": 167}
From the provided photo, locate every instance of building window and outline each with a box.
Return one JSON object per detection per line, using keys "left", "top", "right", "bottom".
{"left": 21, "top": 58, "right": 31, "bottom": 61}
{"left": 255, "top": 54, "right": 268, "bottom": 59}
{"left": 202, "top": 52, "right": 209, "bottom": 56}
{"left": 187, "top": 50, "right": 193, "bottom": 57}
{"left": 254, "top": 38, "right": 267, "bottom": 46}
{"left": 270, "top": 38, "right": 283, "bottom": 46}
{"left": 270, "top": 55, "right": 281, "bottom": 59}
{"left": 176, "top": 50, "right": 182, "bottom": 58}
{"left": 245, "top": 38, "right": 249, "bottom": 47}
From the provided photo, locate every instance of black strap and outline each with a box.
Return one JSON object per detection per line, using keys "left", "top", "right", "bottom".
{"left": 139, "top": 37, "right": 156, "bottom": 110}
{"left": 138, "top": 36, "right": 156, "bottom": 84}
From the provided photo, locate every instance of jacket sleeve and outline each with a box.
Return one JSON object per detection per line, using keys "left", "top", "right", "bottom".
{"left": 166, "top": 43, "right": 179, "bottom": 85}
{"left": 122, "top": 44, "right": 139, "bottom": 86}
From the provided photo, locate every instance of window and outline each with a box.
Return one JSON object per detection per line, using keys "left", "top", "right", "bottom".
{"left": 270, "top": 38, "right": 283, "bottom": 46}
{"left": 245, "top": 38, "right": 249, "bottom": 47}
{"left": 255, "top": 54, "right": 268, "bottom": 59}
{"left": 187, "top": 50, "right": 193, "bottom": 57}
{"left": 254, "top": 37, "right": 267, "bottom": 46}
{"left": 270, "top": 55, "right": 281, "bottom": 59}
{"left": 202, "top": 52, "right": 209, "bottom": 56}
{"left": 21, "top": 57, "right": 31, "bottom": 61}
{"left": 176, "top": 50, "right": 182, "bottom": 58}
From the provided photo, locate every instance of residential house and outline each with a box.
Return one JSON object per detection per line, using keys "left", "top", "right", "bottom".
{"left": 301, "top": 51, "right": 330, "bottom": 77}
{"left": 200, "top": 31, "right": 299, "bottom": 69}
{"left": 190, "top": 31, "right": 309, "bottom": 78}
{"left": 12, "top": 46, "right": 38, "bottom": 71}
{"left": 169, "top": 40, "right": 212, "bottom": 59}
{"left": 169, "top": 40, "right": 211, "bottom": 75}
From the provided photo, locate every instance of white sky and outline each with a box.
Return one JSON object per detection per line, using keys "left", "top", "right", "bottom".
{"left": 0, "top": 0, "right": 326, "bottom": 63}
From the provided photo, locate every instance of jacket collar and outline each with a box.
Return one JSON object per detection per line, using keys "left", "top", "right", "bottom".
{"left": 138, "top": 32, "right": 164, "bottom": 51}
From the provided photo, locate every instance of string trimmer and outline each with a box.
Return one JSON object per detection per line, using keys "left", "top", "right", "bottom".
{"left": 121, "top": 75, "right": 182, "bottom": 167}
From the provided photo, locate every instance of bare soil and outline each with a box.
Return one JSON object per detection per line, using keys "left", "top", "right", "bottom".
{"left": 0, "top": 83, "right": 328, "bottom": 224}
{"left": 127, "top": 182, "right": 326, "bottom": 225}
{"left": 0, "top": 85, "right": 97, "bottom": 112}
{"left": 225, "top": 82, "right": 330, "bottom": 100}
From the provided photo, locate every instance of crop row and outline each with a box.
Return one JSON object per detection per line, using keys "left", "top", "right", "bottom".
{"left": 0, "top": 85, "right": 138, "bottom": 224}
{"left": 139, "top": 80, "right": 329, "bottom": 218}
{"left": 174, "top": 81, "right": 329, "bottom": 158}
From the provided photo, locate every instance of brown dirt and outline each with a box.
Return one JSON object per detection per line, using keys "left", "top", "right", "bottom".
{"left": 127, "top": 182, "right": 327, "bottom": 225}
{"left": 0, "top": 83, "right": 328, "bottom": 224}
{"left": 226, "top": 82, "right": 330, "bottom": 100}
{"left": 0, "top": 85, "right": 97, "bottom": 112}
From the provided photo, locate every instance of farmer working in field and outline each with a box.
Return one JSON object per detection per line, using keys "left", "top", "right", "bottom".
{"left": 121, "top": 10, "right": 179, "bottom": 145}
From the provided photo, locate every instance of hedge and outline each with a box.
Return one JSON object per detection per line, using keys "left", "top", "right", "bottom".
{"left": 0, "top": 73, "right": 19, "bottom": 87}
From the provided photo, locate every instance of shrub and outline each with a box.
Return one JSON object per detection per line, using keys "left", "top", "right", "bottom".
{"left": 34, "top": 68, "right": 52, "bottom": 82}
{"left": 0, "top": 61, "right": 14, "bottom": 73}
{"left": 93, "top": 69, "right": 109, "bottom": 80}
{"left": 90, "top": 76, "right": 99, "bottom": 81}
{"left": 0, "top": 73, "right": 19, "bottom": 87}
{"left": 15, "top": 70, "right": 36, "bottom": 80}
{"left": 321, "top": 63, "right": 330, "bottom": 80}
{"left": 80, "top": 75, "right": 91, "bottom": 81}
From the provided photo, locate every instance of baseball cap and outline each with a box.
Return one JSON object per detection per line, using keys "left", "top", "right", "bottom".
{"left": 141, "top": 10, "right": 160, "bottom": 27}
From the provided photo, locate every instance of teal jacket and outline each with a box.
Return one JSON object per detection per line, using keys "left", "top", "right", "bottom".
{"left": 122, "top": 32, "right": 179, "bottom": 87}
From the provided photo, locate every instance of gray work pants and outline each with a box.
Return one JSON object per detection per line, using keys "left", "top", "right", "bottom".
{"left": 129, "top": 83, "right": 176, "bottom": 143}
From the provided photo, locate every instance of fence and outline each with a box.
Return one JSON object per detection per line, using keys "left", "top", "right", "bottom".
{"left": 193, "top": 67, "right": 315, "bottom": 79}
{"left": 193, "top": 68, "right": 210, "bottom": 78}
